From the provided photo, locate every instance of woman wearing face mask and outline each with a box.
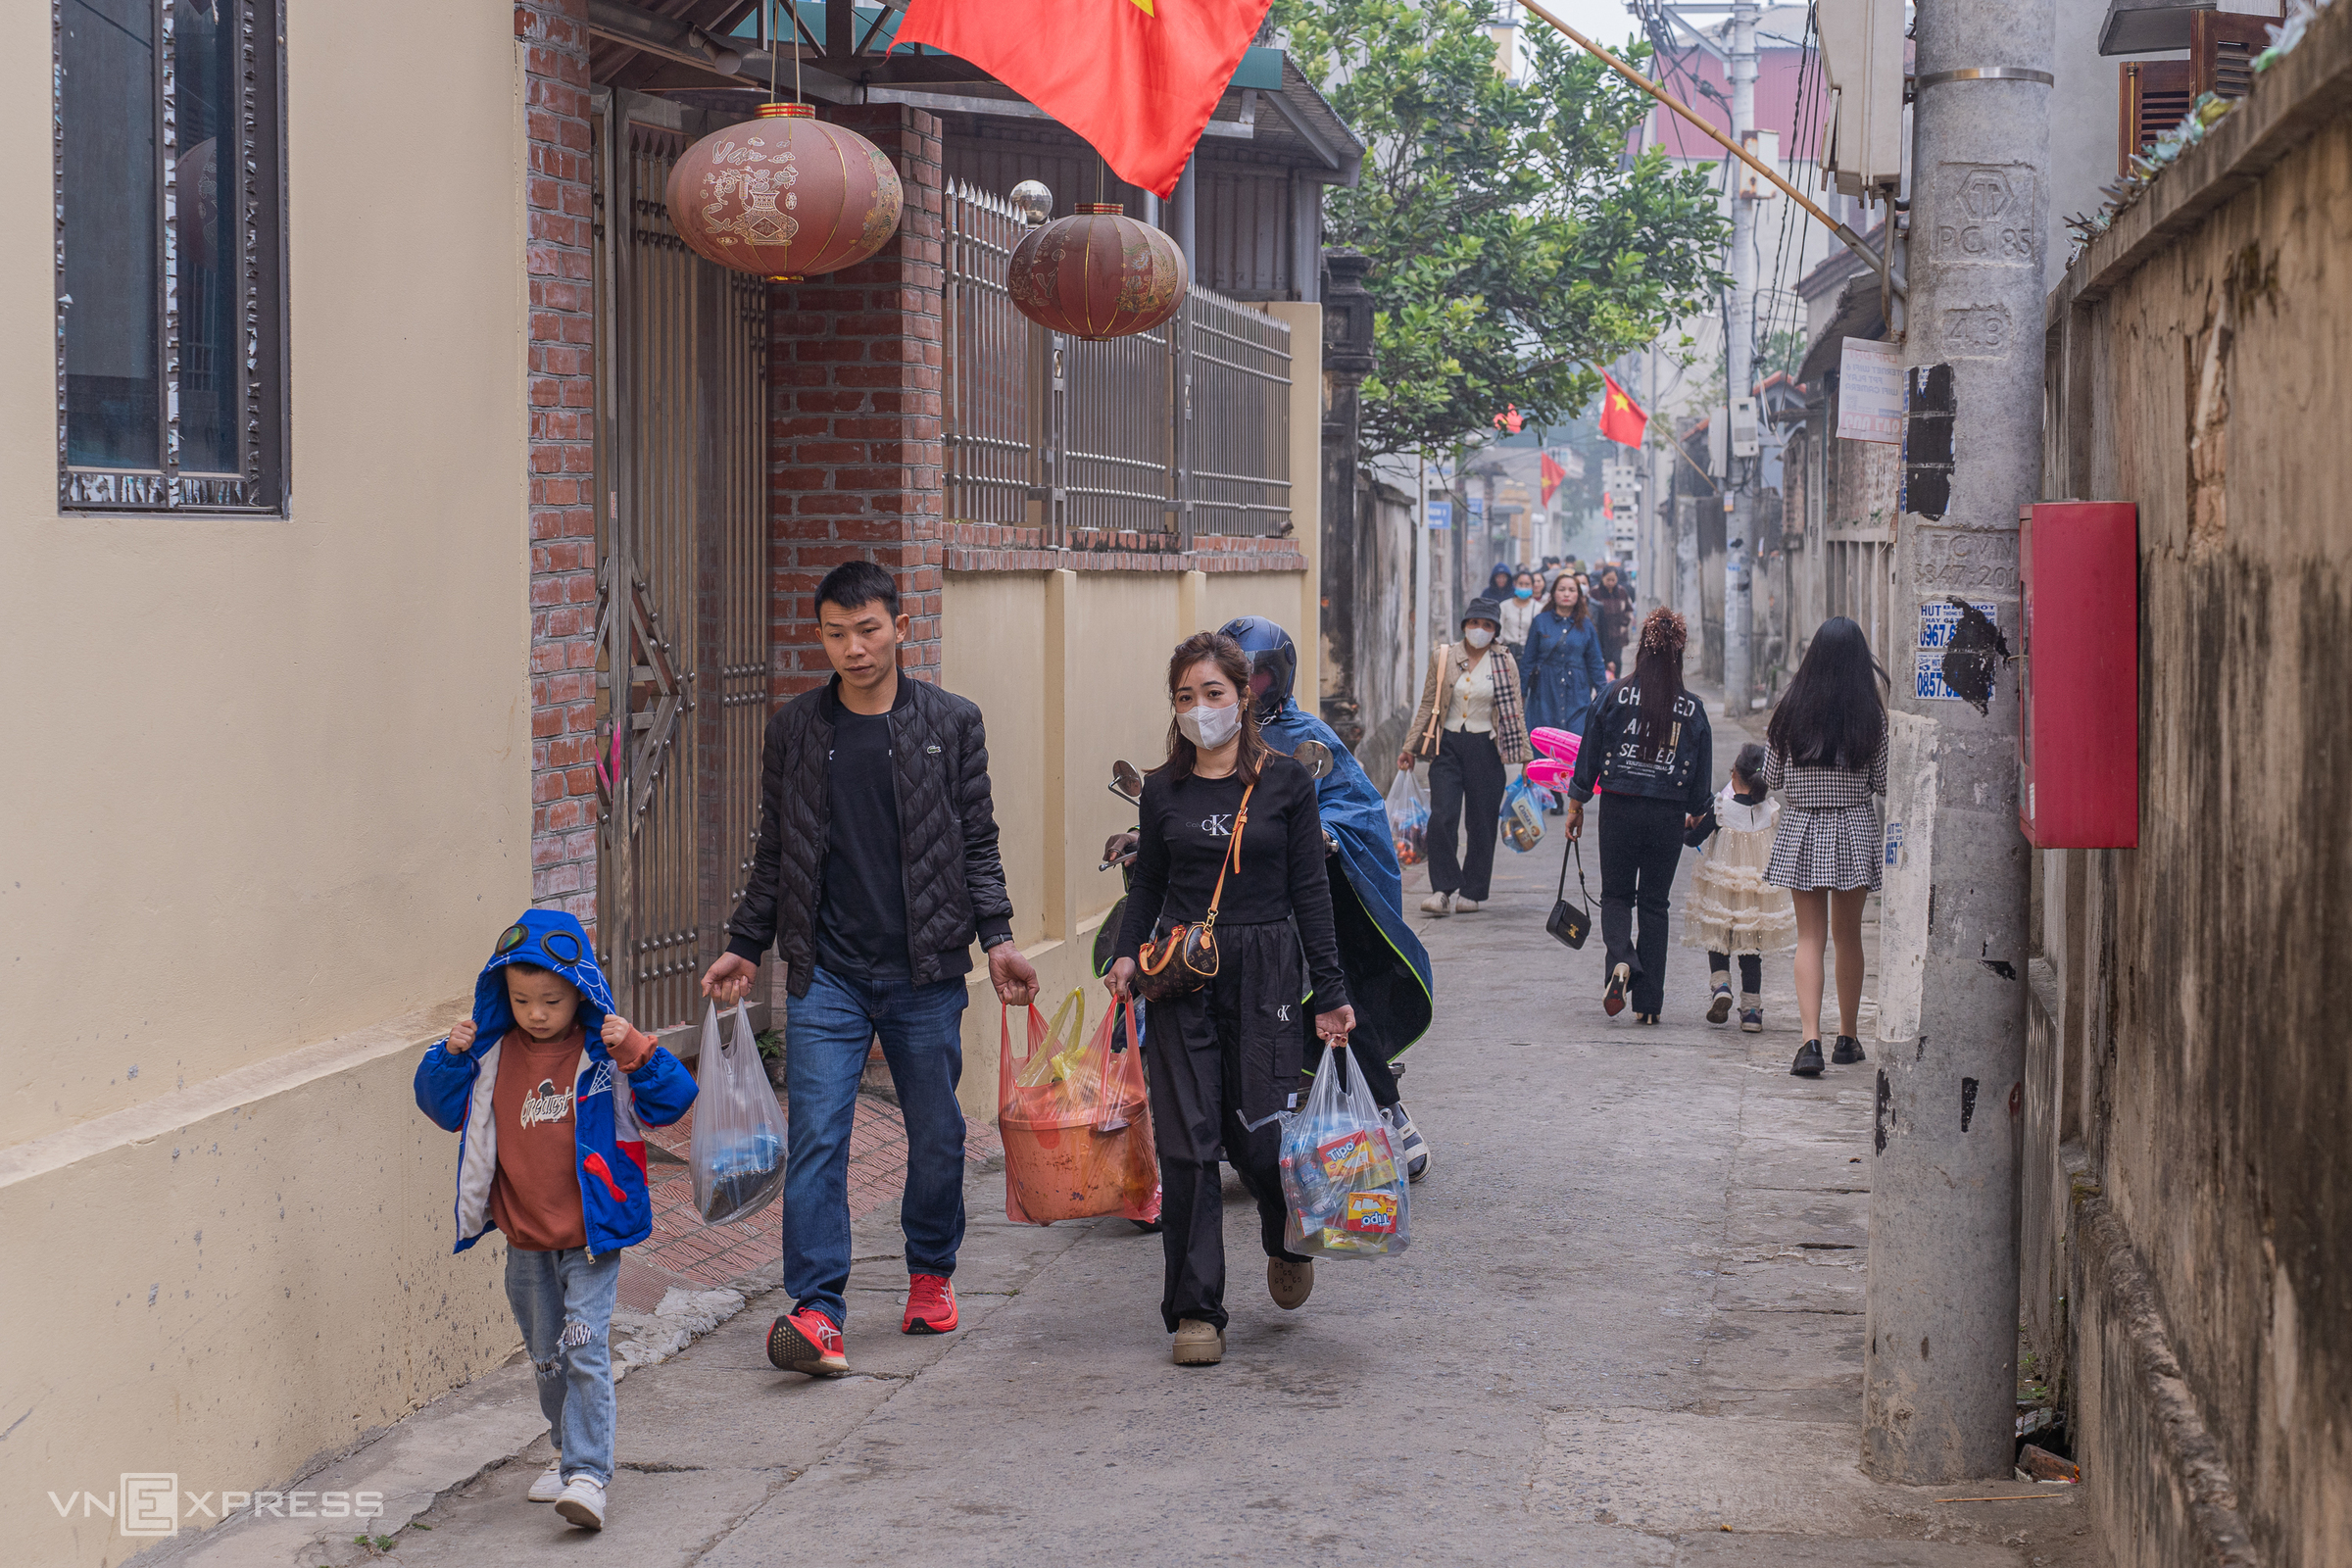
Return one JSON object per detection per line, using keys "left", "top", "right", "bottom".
{"left": 1498, "top": 569, "right": 1543, "bottom": 648}
{"left": 1520, "top": 571, "right": 1609, "bottom": 814}
{"left": 1400, "top": 597, "right": 1534, "bottom": 916}
{"left": 1108, "top": 632, "right": 1354, "bottom": 1367}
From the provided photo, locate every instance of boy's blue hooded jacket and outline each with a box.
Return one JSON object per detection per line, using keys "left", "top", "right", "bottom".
{"left": 414, "top": 909, "right": 698, "bottom": 1255}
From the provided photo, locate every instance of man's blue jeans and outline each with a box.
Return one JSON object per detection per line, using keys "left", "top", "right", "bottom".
{"left": 782, "top": 963, "right": 969, "bottom": 1328}
{"left": 503, "top": 1246, "right": 621, "bottom": 1486}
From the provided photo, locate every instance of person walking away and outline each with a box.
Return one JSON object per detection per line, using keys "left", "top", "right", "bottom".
{"left": 1762, "top": 615, "right": 1888, "bottom": 1077}
{"left": 1591, "top": 564, "right": 1635, "bottom": 680}
{"left": 1497, "top": 569, "right": 1543, "bottom": 649}
{"left": 1221, "top": 615, "right": 1436, "bottom": 1180}
{"left": 1401, "top": 598, "right": 1534, "bottom": 916}
{"left": 701, "top": 560, "right": 1040, "bottom": 1378}
{"left": 1520, "top": 570, "right": 1609, "bottom": 816}
{"left": 1107, "top": 632, "right": 1355, "bottom": 1366}
{"left": 1564, "top": 609, "right": 1712, "bottom": 1024}
{"left": 414, "top": 910, "right": 698, "bottom": 1532}
{"left": 1683, "top": 742, "right": 1795, "bottom": 1031}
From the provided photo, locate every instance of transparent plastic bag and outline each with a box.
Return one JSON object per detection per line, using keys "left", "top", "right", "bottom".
{"left": 688, "top": 1002, "right": 786, "bottom": 1225}
{"left": 999, "top": 994, "right": 1158, "bottom": 1225}
{"left": 1500, "top": 774, "right": 1546, "bottom": 854}
{"left": 1278, "top": 1042, "right": 1411, "bottom": 1259}
{"left": 1386, "top": 766, "right": 1430, "bottom": 866}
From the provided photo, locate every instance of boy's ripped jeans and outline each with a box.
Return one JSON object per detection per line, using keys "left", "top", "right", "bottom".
{"left": 504, "top": 1247, "right": 622, "bottom": 1486}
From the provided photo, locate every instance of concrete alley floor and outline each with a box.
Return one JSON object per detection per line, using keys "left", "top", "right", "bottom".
{"left": 179, "top": 713, "right": 2095, "bottom": 1568}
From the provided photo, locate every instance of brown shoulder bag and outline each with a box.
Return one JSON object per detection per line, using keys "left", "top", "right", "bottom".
{"left": 1134, "top": 784, "right": 1253, "bottom": 1002}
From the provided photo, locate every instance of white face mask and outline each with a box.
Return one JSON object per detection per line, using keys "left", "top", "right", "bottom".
{"left": 1177, "top": 699, "right": 1242, "bottom": 750}
{"left": 1463, "top": 626, "right": 1494, "bottom": 650}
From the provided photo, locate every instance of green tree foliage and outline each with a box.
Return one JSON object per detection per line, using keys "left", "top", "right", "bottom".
{"left": 1277, "top": 0, "right": 1728, "bottom": 460}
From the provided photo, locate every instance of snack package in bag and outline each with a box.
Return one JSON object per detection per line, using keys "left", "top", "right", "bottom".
{"left": 689, "top": 1002, "right": 786, "bottom": 1225}
{"left": 999, "top": 992, "right": 1159, "bottom": 1226}
{"left": 1279, "top": 1043, "right": 1411, "bottom": 1258}
{"left": 1499, "top": 774, "right": 1546, "bottom": 854}
{"left": 1386, "top": 767, "right": 1431, "bottom": 866}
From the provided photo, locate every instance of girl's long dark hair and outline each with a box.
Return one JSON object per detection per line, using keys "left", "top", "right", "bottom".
{"left": 1546, "top": 571, "right": 1589, "bottom": 625}
{"left": 1632, "top": 608, "right": 1688, "bottom": 759}
{"left": 1767, "top": 615, "right": 1888, "bottom": 768}
{"left": 1156, "top": 631, "right": 1268, "bottom": 784}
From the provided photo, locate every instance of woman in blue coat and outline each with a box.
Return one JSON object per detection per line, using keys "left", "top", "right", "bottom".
{"left": 1521, "top": 569, "right": 1610, "bottom": 746}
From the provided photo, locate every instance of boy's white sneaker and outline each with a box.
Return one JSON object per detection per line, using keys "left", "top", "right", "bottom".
{"left": 526, "top": 1457, "right": 565, "bottom": 1503}
{"left": 555, "top": 1476, "right": 606, "bottom": 1531}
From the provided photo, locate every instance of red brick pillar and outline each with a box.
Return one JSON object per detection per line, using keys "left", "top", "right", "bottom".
{"left": 767, "top": 106, "right": 947, "bottom": 702}
{"left": 516, "top": 0, "right": 599, "bottom": 922}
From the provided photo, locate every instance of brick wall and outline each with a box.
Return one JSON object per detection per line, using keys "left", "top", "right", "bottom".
{"left": 767, "top": 106, "right": 948, "bottom": 703}
{"left": 516, "top": 0, "right": 598, "bottom": 923}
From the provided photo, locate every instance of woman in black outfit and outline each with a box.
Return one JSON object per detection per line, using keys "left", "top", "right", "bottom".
{"left": 1108, "top": 631, "right": 1355, "bottom": 1368}
{"left": 1565, "top": 608, "right": 1713, "bottom": 1023}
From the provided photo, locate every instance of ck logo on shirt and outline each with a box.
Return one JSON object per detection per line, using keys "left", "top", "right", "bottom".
{"left": 1199, "top": 813, "right": 1236, "bottom": 837}
{"left": 519, "top": 1078, "right": 574, "bottom": 1129}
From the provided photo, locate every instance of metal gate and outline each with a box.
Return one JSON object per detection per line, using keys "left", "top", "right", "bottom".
{"left": 591, "top": 91, "right": 770, "bottom": 1033}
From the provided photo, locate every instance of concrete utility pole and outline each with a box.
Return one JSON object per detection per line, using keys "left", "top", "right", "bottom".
{"left": 1722, "top": 0, "right": 1756, "bottom": 712}
{"left": 1862, "top": 0, "right": 2051, "bottom": 1484}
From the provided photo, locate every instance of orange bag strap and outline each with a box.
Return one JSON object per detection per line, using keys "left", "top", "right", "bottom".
{"left": 1200, "top": 783, "right": 1254, "bottom": 933}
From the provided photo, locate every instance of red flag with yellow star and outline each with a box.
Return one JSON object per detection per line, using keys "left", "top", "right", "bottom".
{"left": 1540, "top": 452, "right": 1567, "bottom": 506}
{"left": 1598, "top": 371, "right": 1648, "bottom": 448}
{"left": 894, "top": 0, "right": 1272, "bottom": 198}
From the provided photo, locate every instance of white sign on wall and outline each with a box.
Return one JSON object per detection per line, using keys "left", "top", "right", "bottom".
{"left": 1838, "top": 337, "right": 1904, "bottom": 444}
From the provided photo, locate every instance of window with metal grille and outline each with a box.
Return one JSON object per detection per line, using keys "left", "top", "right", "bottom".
{"left": 56, "top": 0, "right": 286, "bottom": 513}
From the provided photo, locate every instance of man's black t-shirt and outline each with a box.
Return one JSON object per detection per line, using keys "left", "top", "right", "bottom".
{"left": 814, "top": 684, "right": 910, "bottom": 980}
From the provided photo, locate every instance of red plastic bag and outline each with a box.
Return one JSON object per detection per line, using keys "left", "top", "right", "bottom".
{"left": 999, "top": 993, "right": 1159, "bottom": 1226}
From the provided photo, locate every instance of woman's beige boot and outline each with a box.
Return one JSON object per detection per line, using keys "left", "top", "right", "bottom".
{"left": 1172, "top": 1319, "right": 1224, "bottom": 1365}
{"left": 1267, "top": 1257, "right": 1314, "bottom": 1310}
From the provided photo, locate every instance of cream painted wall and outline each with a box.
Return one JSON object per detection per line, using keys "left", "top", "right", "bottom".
{"left": 0, "top": 0, "right": 534, "bottom": 1146}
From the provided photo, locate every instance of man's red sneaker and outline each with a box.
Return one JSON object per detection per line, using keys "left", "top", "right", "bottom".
{"left": 902, "top": 1273, "right": 958, "bottom": 1335}
{"left": 766, "top": 1308, "right": 848, "bottom": 1377}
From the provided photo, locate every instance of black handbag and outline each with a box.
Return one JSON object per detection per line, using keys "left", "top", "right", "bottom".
{"left": 1546, "top": 835, "right": 1592, "bottom": 950}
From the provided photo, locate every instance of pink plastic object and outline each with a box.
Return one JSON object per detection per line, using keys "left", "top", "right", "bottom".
{"left": 1525, "top": 758, "right": 1573, "bottom": 789}
{"left": 1528, "top": 726, "right": 1582, "bottom": 764}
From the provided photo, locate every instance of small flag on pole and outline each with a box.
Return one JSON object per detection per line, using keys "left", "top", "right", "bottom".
{"left": 1602, "top": 491, "right": 1616, "bottom": 522}
{"left": 1598, "top": 372, "right": 1647, "bottom": 448}
{"left": 1540, "top": 452, "right": 1567, "bottom": 507}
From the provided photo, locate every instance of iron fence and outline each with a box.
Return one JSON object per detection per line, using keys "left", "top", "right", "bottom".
{"left": 939, "top": 180, "right": 1292, "bottom": 550}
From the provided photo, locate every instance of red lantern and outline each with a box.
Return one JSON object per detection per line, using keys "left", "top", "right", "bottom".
{"left": 1007, "top": 204, "right": 1189, "bottom": 340}
{"left": 664, "top": 103, "right": 903, "bottom": 282}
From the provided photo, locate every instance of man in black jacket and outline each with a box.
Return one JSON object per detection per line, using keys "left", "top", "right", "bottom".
{"left": 702, "top": 561, "right": 1038, "bottom": 1378}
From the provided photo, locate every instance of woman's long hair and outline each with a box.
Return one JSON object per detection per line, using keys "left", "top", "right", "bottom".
{"left": 1767, "top": 615, "right": 1888, "bottom": 768}
{"left": 1546, "top": 571, "right": 1589, "bottom": 625}
{"left": 1632, "top": 608, "right": 1688, "bottom": 759}
{"left": 1156, "top": 631, "right": 1268, "bottom": 784}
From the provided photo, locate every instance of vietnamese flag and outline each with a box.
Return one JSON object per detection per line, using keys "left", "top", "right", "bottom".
{"left": 894, "top": 0, "right": 1272, "bottom": 198}
{"left": 1539, "top": 451, "right": 1567, "bottom": 506}
{"left": 1598, "top": 371, "right": 1648, "bottom": 448}
{"left": 1602, "top": 491, "right": 1616, "bottom": 521}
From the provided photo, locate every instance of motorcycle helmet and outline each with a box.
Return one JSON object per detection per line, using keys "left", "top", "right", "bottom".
{"left": 1218, "top": 615, "right": 1297, "bottom": 722}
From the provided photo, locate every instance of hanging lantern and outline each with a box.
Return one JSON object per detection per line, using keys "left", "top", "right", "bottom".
{"left": 664, "top": 103, "right": 903, "bottom": 282}
{"left": 1007, "top": 204, "right": 1189, "bottom": 340}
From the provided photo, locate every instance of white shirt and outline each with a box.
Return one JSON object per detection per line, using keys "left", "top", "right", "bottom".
{"left": 1498, "top": 595, "right": 1540, "bottom": 648}
{"left": 1446, "top": 656, "right": 1496, "bottom": 734}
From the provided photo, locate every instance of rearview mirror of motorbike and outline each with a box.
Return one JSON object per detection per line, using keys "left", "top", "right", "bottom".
{"left": 1290, "top": 740, "right": 1334, "bottom": 780}
{"left": 1108, "top": 760, "right": 1144, "bottom": 803}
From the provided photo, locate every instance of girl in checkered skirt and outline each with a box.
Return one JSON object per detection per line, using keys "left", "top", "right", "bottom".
{"left": 1763, "top": 617, "right": 1888, "bottom": 1080}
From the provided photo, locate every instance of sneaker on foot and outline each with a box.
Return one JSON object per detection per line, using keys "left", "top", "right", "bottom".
{"left": 767, "top": 1307, "right": 849, "bottom": 1376}
{"left": 902, "top": 1273, "right": 958, "bottom": 1335}
{"left": 1706, "top": 984, "right": 1734, "bottom": 1024}
{"left": 1451, "top": 896, "right": 1482, "bottom": 912}
{"left": 1267, "top": 1257, "right": 1313, "bottom": 1310}
{"left": 1740, "top": 1004, "right": 1763, "bottom": 1033}
{"left": 1386, "top": 1103, "right": 1431, "bottom": 1182}
{"left": 527, "top": 1457, "right": 565, "bottom": 1503}
{"left": 1790, "top": 1040, "right": 1826, "bottom": 1077}
{"left": 1603, "top": 963, "right": 1630, "bottom": 1016}
{"left": 1173, "top": 1318, "right": 1224, "bottom": 1365}
{"left": 1419, "top": 891, "right": 1453, "bottom": 916}
{"left": 1832, "top": 1035, "right": 1868, "bottom": 1065}
{"left": 554, "top": 1476, "right": 606, "bottom": 1531}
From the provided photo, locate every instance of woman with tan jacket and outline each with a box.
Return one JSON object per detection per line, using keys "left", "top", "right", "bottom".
{"left": 1399, "top": 596, "right": 1534, "bottom": 915}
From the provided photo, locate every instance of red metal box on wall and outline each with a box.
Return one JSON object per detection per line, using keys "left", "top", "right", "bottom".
{"left": 2019, "top": 502, "right": 2139, "bottom": 847}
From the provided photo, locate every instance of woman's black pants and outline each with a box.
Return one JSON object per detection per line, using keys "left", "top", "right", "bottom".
{"left": 1426, "top": 727, "right": 1505, "bottom": 902}
{"left": 1598, "top": 792, "right": 1687, "bottom": 1015}
{"left": 1141, "top": 922, "right": 1311, "bottom": 1334}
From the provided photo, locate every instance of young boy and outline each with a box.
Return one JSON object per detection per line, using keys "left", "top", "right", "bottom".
{"left": 414, "top": 910, "right": 697, "bottom": 1532}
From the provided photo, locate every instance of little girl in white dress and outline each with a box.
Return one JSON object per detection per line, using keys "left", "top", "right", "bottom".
{"left": 1682, "top": 743, "right": 1797, "bottom": 1031}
